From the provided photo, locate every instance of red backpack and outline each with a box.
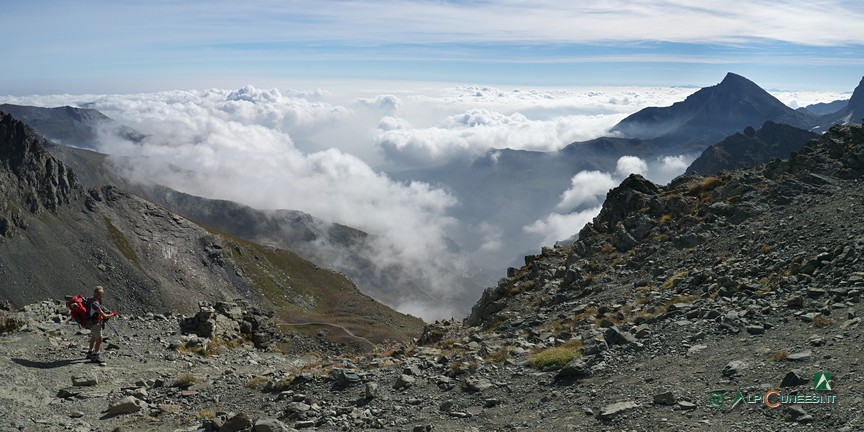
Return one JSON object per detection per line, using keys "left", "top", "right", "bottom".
{"left": 65, "top": 295, "right": 94, "bottom": 329}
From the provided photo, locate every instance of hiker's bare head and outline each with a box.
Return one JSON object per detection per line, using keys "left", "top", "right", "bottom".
{"left": 94, "top": 286, "right": 105, "bottom": 299}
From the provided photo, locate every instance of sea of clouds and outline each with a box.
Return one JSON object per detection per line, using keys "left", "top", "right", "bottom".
{"left": 2, "top": 84, "right": 848, "bottom": 319}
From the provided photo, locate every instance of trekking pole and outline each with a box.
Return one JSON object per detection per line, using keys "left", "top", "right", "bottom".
{"left": 55, "top": 315, "right": 73, "bottom": 335}
{"left": 105, "top": 319, "right": 148, "bottom": 363}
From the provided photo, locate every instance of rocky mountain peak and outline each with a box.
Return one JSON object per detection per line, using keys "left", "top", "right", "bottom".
{"left": 847, "top": 76, "right": 864, "bottom": 111}
{"left": 717, "top": 71, "right": 762, "bottom": 92}
{"left": 0, "top": 113, "right": 80, "bottom": 236}
{"left": 610, "top": 73, "right": 815, "bottom": 143}
{"left": 812, "top": 76, "right": 864, "bottom": 131}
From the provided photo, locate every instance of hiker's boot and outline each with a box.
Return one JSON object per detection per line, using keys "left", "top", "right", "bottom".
{"left": 85, "top": 351, "right": 94, "bottom": 360}
{"left": 91, "top": 353, "right": 105, "bottom": 364}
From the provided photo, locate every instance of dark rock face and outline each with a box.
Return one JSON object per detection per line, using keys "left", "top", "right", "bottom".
{"left": 686, "top": 121, "right": 819, "bottom": 176}
{"left": 0, "top": 113, "right": 81, "bottom": 237}
{"left": 817, "top": 76, "right": 864, "bottom": 131}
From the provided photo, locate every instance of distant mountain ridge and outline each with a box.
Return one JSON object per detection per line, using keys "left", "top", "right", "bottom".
{"left": 611, "top": 73, "right": 816, "bottom": 144}
{"left": 0, "top": 103, "right": 144, "bottom": 150}
{"left": 798, "top": 99, "right": 848, "bottom": 116}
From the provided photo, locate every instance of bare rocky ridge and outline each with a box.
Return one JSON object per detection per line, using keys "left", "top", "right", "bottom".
{"left": 798, "top": 99, "right": 848, "bottom": 116}
{"left": 685, "top": 121, "right": 819, "bottom": 176}
{"left": 1, "top": 124, "right": 862, "bottom": 431}
{"left": 0, "top": 103, "right": 145, "bottom": 150}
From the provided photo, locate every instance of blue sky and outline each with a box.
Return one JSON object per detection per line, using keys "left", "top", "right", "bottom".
{"left": 2, "top": 0, "right": 864, "bottom": 94}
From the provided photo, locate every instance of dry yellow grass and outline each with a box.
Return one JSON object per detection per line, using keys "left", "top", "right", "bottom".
{"left": 245, "top": 376, "right": 269, "bottom": 389}
{"left": 528, "top": 340, "right": 583, "bottom": 370}
{"left": 173, "top": 373, "right": 197, "bottom": 388}
{"left": 812, "top": 315, "right": 835, "bottom": 328}
{"left": 660, "top": 271, "right": 689, "bottom": 290}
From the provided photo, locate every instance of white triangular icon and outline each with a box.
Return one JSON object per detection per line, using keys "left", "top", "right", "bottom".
{"left": 816, "top": 373, "right": 832, "bottom": 390}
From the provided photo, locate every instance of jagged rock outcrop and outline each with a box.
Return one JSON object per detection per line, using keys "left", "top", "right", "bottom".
{"left": 458, "top": 126, "right": 862, "bottom": 429}
{"left": 0, "top": 113, "right": 80, "bottom": 237}
{"left": 180, "top": 300, "right": 280, "bottom": 349}
{"left": 817, "top": 76, "right": 864, "bottom": 131}
{"left": 466, "top": 125, "right": 864, "bottom": 338}
{"left": 686, "top": 121, "right": 819, "bottom": 176}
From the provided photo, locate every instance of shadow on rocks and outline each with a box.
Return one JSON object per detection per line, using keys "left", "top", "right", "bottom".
{"left": 12, "top": 357, "right": 86, "bottom": 369}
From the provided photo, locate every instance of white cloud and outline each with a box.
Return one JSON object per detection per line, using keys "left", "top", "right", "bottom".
{"left": 226, "top": 85, "right": 282, "bottom": 103}
{"left": 365, "top": 85, "right": 706, "bottom": 167}
{"left": 374, "top": 110, "right": 625, "bottom": 167}
{"left": 651, "top": 155, "right": 693, "bottom": 183}
{"left": 771, "top": 89, "right": 852, "bottom": 109}
{"left": 3, "top": 88, "right": 476, "bottom": 320}
{"left": 556, "top": 171, "right": 618, "bottom": 211}
{"left": 356, "top": 94, "right": 402, "bottom": 115}
{"left": 616, "top": 155, "right": 648, "bottom": 177}
{"left": 524, "top": 207, "right": 603, "bottom": 246}
{"left": 477, "top": 222, "right": 504, "bottom": 252}
{"left": 377, "top": 116, "right": 411, "bottom": 131}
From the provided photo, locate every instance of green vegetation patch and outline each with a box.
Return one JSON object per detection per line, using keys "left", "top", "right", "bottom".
{"left": 529, "top": 340, "right": 582, "bottom": 370}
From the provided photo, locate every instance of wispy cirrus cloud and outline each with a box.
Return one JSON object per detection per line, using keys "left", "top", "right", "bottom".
{"left": 2, "top": 1, "right": 863, "bottom": 95}
{"left": 44, "top": 0, "right": 859, "bottom": 46}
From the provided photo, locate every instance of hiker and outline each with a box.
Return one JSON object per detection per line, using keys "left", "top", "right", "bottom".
{"left": 86, "top": 286, "right": 117, "bottom": 364}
